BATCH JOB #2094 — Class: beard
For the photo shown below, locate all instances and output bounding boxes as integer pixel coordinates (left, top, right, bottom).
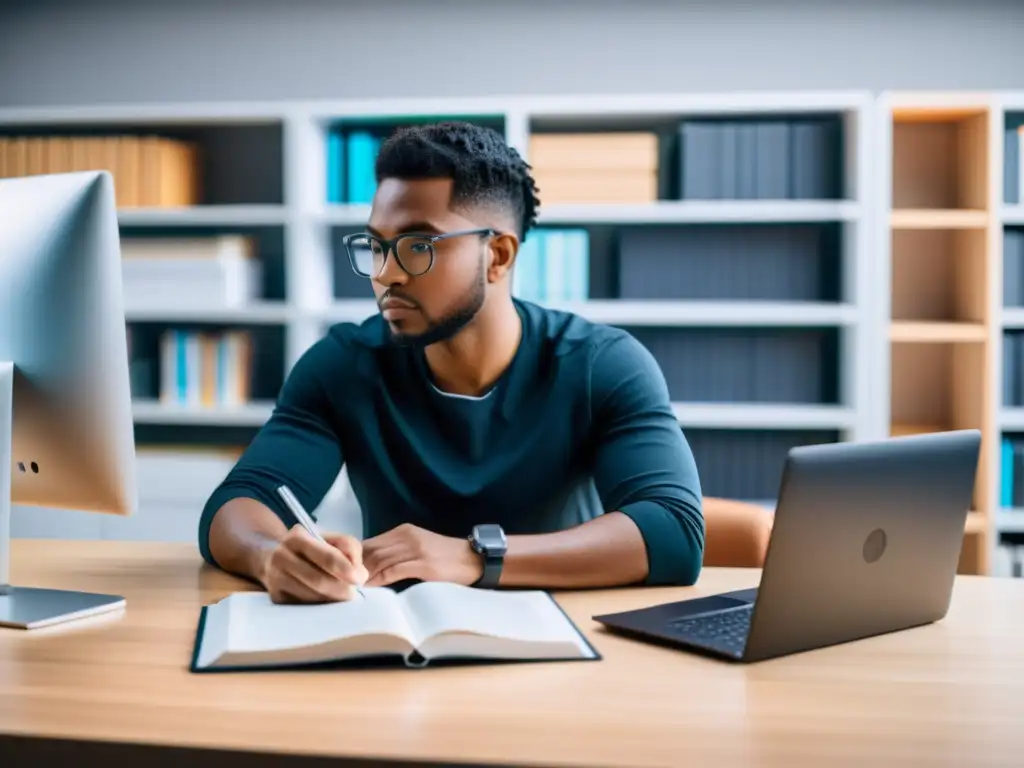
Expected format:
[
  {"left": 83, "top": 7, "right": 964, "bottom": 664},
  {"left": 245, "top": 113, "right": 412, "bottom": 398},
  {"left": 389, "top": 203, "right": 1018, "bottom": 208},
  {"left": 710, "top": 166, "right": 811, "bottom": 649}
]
[{"left": 384, "top": 257, "right": 486, "bottom": 349}]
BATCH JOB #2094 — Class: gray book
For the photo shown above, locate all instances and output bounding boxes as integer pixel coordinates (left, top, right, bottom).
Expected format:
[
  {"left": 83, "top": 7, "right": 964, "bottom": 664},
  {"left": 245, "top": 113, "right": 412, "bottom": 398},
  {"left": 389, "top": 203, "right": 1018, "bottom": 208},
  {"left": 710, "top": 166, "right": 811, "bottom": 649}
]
[
  {"left": 736, "top": 124, "right": 758, "bottom": 199},
  {"left": 755, "top": 122, "right": 791, "bottom": 200},
  {"left": 1005, "top": 332, "right": 1015, "bottom": 407},
  {"left": 1005, "top": 125, "right": 1021, "bottom": 206},
  {"left": 718, "top": 123, "right": 738, "bottom": 199},
  {"left": 1006, "top": 229, "right": 1023, "bottom": 307},
  {"left": 789, "top": 119, "right": 839, "bottom": 199},
  {"left": 680, "top": 122, "right": 720, "bottom": 199},
  {"left": 1017, "top": 333, "right": 1024, "bottom": 407}
]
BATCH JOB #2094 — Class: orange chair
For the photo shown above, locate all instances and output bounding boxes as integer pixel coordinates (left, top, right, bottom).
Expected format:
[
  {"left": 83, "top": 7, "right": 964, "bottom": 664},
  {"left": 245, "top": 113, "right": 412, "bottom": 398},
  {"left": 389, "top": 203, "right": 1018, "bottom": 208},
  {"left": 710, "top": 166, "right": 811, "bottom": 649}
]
[{"left": 702, "top": 497, "right": 775, "bottom": 568}]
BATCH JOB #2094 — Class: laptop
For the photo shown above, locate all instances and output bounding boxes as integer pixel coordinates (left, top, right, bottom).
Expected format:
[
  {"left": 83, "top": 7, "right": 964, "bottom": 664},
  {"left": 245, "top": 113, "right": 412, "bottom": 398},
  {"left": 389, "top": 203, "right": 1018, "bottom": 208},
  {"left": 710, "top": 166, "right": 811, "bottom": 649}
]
[{"left": 593, "top": 429, "right": 982, "bottom": 663}]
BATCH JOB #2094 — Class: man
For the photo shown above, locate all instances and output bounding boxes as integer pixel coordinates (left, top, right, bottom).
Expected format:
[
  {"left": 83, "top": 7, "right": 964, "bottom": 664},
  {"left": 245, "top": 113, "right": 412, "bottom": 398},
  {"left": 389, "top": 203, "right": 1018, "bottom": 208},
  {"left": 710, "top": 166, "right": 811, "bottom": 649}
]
[{"left": 199, "top": 121, "right": 704, "bottom": 603}]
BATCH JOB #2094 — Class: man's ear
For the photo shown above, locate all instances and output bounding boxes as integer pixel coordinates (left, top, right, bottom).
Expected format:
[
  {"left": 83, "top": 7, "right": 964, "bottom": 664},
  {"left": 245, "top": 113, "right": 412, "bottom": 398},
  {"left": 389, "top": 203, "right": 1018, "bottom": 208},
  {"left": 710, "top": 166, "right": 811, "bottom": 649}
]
[{"left": 486, "top": 232, "right": 519, "bottom": 284}]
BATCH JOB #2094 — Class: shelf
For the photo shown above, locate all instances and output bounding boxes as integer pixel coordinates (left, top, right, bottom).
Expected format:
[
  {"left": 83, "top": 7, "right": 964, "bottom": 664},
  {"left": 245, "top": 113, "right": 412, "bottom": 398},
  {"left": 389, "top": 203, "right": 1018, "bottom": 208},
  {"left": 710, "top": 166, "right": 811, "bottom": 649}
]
[
  {"left": 996, "top": 509, "right": 1024, "bottom": 534},
  {"left": 537, "top": 201, "right": 860, "bottom": 224},
  {"left": 891, "top": 109, "right": 989, "bottom": 212},
  {"left": 316, "top": 205, "right": 372, "bottom": 227},
  {"left": 892, "top": 105, "right": 989, "bottom": 122},
  {"left": 558, "top": 301, "right": 857, "bottom": 327},
  {"left": 1001, "top": 309, "right": 1024, "bottom": 329},
  {"left": 124, "top": 302, "right": 293, "bottom": 325},
  {"left": 118, "top": 205, "right": 289, "bottom": 227},
  {"left": 315, "top": 201, "right": 860, "bottom": 227},
  {"left": 890, "top": 342, "right": 985, "bottom": 453},
  {"left": 320, "top": 300, "right": 858, "bottom": 328},
  {"left": 890, "top": 228, "right": 987, "bottom": 325},
  {"left": 132, "top": 400, "right": 275, "bottom": 426},
  {"left": 965, "top": 511, "right": 986, "bottom": 534},
  {"left": 999, "top": 408, "right": 1024, "bottom": 430},
  {"left": 1000, "top": 206, "right": 1024, "bottom": 225},
  {"left": 890, "top": 209, "right": 989, "bottom": 229},
  {"left": 672, "top": 403, "right": 854, "bottom": 430},
  {"left": 889, "top": 322, "right": 987, "bottom": 343}
]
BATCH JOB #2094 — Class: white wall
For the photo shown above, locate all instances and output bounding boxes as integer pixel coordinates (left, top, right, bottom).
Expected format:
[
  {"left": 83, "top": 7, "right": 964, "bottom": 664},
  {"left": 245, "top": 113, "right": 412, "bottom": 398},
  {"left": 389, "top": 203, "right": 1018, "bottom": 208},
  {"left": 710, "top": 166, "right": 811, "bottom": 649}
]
[{"left": 1, "top": 0, "right": 1023, "bottom": 108}]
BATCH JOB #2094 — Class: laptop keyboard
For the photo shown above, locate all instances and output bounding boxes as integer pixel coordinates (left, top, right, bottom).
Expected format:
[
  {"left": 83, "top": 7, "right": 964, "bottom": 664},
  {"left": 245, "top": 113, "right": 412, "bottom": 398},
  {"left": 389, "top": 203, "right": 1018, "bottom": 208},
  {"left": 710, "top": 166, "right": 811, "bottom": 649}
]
[{"left": 666, "top": 605, "right": 752, "bottom": 656}]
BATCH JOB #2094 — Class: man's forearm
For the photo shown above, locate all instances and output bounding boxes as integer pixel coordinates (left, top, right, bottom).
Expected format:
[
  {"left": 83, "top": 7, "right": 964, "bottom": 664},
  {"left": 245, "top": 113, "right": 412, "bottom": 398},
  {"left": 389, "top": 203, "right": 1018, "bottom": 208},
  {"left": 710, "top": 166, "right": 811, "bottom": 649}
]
[
  {"left": 499, "top": 511, "right": 649, "bottom": 589},
  {"left": 206, "top": 498, "right": 290, "bottom": 585}
]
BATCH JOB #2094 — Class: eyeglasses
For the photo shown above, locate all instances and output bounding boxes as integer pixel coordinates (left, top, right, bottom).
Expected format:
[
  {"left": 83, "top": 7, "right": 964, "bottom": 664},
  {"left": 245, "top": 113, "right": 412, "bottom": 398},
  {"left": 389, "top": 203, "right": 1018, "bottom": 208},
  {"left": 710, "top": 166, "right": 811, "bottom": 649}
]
[{"left": 342, "top": 228, "right": 498, "bottom": 278}]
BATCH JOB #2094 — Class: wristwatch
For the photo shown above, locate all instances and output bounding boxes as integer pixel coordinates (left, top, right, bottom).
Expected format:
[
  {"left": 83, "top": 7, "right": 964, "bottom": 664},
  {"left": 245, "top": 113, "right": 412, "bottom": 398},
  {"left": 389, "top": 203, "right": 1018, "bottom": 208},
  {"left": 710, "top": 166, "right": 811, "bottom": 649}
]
[{"left": 468, "top": 523, "right": 507, "bottom": 589}]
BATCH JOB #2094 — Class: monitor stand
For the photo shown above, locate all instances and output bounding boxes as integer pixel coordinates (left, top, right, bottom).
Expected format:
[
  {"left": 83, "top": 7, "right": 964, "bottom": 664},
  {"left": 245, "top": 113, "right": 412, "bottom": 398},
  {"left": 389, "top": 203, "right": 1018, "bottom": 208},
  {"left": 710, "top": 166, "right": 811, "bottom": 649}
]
[{"left": 0, "top": 361, "right": 126, "bottom": 630}]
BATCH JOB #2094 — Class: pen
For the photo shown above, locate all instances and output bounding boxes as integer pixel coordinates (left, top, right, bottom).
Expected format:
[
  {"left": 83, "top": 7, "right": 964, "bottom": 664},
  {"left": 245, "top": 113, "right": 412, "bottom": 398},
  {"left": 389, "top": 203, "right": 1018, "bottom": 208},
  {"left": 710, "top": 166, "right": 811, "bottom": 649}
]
[{"left": 276, "top": 484, "right": 365, "bottom": 599}]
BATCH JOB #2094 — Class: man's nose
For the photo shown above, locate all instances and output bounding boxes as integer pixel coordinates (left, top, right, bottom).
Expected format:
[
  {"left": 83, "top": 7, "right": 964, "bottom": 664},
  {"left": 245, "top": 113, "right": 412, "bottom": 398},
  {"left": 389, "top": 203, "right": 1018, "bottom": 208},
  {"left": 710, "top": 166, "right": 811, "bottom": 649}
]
[{"left": 374, "top": 248, "right": 408, "bottom": 288}]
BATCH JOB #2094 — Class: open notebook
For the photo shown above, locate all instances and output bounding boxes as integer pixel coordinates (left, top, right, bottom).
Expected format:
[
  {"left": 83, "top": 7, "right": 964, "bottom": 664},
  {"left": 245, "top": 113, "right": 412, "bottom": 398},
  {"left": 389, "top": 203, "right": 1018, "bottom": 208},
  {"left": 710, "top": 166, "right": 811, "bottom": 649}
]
[{"left": 190, "top": 581, "right": 600, "bottom": 671}]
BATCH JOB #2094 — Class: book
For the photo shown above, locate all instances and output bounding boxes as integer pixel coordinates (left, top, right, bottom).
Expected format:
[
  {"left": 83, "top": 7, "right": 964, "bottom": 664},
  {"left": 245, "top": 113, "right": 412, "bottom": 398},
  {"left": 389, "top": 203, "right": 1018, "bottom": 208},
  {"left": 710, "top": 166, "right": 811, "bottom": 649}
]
[{"left": 190, "top": 581, "right": 601, "bottom": 672}]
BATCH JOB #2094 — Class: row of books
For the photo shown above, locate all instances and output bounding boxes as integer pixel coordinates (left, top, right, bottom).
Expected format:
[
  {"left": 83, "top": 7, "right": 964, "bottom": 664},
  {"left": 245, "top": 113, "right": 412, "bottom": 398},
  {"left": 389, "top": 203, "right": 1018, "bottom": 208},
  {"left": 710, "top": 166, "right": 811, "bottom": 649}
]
[
  {"left": 679, "top": 118, "right": 841, "bottom": 201},
  {"left": 322, "top": 117, "right": 842, "bottom": 205},
  {"left": 627, "top": 327, "right": 834, "bottom": 405},
  {"left": 1003, "top": 331, "right": 1024, "bottom": 407},
  {"left": 1000, "top": 436, "right": 1024, "bottom": 508},
  {"left": 617, "top": 223, "right": 837, "bottom": 302},
  {"left": 528, "top": 132, "right": 659, "bottom": 204},
  {"left": 0, "top": 134, "right": 200, "bottom": 207},
  {"left": 122, "top": 235, "right": 261, "bottom": 308},
  {"left": 158, "top": 329, "right": 254, "bottom": 408},
  {"left": 1005, "top": 124, "right": 1024, "bottom": 205},
  {"left": 1003, "top": 228, "right": 1024, "bottom": 306},
  {"left": 326, "top": 128, "right": 379, "bottom": 204},
  {"left": 687, "top": 428, "right": 834, "bottom": 501},
  {"left": 512, "top": 228, "right": 590, "bottom": 303}
]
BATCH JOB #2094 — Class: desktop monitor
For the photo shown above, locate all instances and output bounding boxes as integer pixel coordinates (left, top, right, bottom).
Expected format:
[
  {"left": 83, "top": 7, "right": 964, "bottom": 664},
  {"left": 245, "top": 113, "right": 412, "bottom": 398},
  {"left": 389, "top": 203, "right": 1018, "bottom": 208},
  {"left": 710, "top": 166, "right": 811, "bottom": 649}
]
[{"left": 0, "top": 170, "right": 138, "bottom": 630}]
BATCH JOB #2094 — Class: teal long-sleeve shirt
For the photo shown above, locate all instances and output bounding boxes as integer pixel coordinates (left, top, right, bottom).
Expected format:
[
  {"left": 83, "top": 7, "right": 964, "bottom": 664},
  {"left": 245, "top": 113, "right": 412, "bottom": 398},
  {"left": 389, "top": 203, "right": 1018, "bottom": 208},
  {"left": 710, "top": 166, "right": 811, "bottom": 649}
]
[{"left": 198, "top": 299, "right": 705, "bottom": 586}]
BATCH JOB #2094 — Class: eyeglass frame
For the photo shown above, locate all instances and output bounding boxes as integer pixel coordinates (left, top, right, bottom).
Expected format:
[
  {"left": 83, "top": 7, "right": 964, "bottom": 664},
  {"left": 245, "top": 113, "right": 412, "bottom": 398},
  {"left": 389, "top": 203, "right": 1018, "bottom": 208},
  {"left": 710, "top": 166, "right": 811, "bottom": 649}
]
[{"left": 341, "top": 227, "right": 499, "bottom": 278}]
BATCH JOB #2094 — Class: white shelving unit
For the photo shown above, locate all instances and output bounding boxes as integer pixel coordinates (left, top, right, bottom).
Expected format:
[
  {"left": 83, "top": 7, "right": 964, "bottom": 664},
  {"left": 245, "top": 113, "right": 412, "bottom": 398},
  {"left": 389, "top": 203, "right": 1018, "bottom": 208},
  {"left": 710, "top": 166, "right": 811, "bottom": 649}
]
[
  {"left": 0, "top": 91, "right": 876, "bottom": 538},
  {"left": 310, "top": 91, "right": 875, "bottom": 441},
  {"left": 996, "top": 91, "right": 1024, "bottom": 570},
  {"left": 0, "top": 90, "right": 877, "bottom": 436}
]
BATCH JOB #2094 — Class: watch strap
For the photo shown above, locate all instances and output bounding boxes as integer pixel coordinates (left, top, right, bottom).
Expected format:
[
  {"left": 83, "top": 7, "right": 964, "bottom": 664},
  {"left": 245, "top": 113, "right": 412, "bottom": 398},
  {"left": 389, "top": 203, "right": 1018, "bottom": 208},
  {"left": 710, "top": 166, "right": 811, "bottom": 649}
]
[
  {"left": 475, "top": 552, "right": 503, "bottom": 589},
  {"left": 469, "top": 528, "right": 504, "bottom": 589}
]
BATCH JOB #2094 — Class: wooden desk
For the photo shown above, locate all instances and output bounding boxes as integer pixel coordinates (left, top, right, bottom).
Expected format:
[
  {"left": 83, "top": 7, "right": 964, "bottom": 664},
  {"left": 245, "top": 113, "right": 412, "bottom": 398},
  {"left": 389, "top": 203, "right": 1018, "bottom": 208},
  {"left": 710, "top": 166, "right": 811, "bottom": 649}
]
[{"left": 1, "top": 540, "right": 1023, "bottom": 767}]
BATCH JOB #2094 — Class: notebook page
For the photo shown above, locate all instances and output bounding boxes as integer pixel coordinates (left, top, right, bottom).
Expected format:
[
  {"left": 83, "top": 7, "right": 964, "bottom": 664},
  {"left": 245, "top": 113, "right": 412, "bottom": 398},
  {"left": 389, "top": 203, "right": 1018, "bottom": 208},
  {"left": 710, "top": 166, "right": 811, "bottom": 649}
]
[
  {"left": 400, "top": 582, "right": 585, "bottom": 648},
  {"left": 224, "top": 588, "right": 412, "bottom": 654}
]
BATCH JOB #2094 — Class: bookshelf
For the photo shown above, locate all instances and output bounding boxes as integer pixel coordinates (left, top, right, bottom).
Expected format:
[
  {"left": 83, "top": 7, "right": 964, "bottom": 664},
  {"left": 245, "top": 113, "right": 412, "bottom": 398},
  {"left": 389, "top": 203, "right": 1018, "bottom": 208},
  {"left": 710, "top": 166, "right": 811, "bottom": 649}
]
[
  {"left": 0, "top": 92, "right": 874, "bottom": 539},
  {"left": 875, "top": 92, "right": 999, "bottom": 575},
  {"left": 995, "top": 91, "right": 1024, "bottom": 578}
]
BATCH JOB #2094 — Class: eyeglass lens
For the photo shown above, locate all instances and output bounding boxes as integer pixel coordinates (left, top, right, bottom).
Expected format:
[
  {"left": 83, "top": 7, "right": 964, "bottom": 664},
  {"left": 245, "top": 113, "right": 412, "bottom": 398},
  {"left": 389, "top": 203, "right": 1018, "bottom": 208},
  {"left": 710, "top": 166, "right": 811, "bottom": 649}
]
[{"left": 348, "top": 234, "right": 434, "bottom": 277}]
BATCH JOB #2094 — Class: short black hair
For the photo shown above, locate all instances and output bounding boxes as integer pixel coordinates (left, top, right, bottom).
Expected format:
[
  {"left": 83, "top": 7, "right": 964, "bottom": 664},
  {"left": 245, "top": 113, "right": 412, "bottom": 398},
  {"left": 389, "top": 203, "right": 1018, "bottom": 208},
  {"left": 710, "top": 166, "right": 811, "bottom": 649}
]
[{"left": 374, "top": 121, "right": 540, "bottom": 240}]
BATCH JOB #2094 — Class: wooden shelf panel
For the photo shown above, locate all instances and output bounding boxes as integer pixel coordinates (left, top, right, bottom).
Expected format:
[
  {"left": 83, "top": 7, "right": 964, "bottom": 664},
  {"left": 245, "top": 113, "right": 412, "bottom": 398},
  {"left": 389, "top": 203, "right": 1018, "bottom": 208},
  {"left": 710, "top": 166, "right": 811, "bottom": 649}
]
[
  {"left": 965, "top": 511, "right": 986, "bottom": 535},
  {"left": 892, "top": 104, "right": 988, "bottom": 123},
  {"left": 890, "top": 209, "right": 989, "bottom": 229},
  {"left": 889, "top": 322, "right": 987, "bottom": 343}
]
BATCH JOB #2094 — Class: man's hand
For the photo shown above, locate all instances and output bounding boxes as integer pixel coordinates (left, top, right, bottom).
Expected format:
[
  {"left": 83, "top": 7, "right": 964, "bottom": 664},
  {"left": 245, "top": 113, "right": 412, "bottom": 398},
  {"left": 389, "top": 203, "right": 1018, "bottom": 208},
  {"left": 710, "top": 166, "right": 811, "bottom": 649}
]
[
  {"left": 362, "top": 523, "right": 483, "bottom": 587},
  {"left": 259, "top": 525, "right": 369, "bottom": 604}
]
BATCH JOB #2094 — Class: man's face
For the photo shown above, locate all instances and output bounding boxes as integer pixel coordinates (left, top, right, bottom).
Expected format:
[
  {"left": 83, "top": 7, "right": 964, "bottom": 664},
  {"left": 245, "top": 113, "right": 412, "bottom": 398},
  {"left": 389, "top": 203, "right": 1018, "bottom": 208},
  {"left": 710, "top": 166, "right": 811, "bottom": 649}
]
[{"left": 365, "top": 177, "right": 489, "bottom": 347}]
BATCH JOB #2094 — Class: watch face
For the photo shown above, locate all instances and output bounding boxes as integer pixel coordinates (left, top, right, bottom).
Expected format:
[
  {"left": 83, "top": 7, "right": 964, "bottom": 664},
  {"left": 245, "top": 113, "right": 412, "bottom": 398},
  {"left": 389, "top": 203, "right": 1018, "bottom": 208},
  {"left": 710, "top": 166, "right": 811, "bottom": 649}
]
[{"left": 475, "top": 524, "right": 507, "bottom": 555}]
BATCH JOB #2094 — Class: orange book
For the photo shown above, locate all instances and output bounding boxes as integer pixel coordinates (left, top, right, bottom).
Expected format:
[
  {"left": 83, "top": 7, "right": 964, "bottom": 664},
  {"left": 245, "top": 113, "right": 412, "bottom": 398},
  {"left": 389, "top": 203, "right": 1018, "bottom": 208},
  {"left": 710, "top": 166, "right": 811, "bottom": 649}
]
[
  {"left": 116, "top": 136, "right": 141, "bottom": 207},
  {"left": 47, "top": 137, "right": 72, "bottom": 175},
  {"left": 200, "top": 334, "right": 218, "bottom": 408}
]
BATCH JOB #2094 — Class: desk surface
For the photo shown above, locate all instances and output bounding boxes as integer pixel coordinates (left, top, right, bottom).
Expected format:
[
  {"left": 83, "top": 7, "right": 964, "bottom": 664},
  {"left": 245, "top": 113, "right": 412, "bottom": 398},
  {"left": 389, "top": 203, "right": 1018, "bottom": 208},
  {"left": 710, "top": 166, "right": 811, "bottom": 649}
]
[{"left": 2, "top": 540, "right": 1023, "bottom": 767}]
